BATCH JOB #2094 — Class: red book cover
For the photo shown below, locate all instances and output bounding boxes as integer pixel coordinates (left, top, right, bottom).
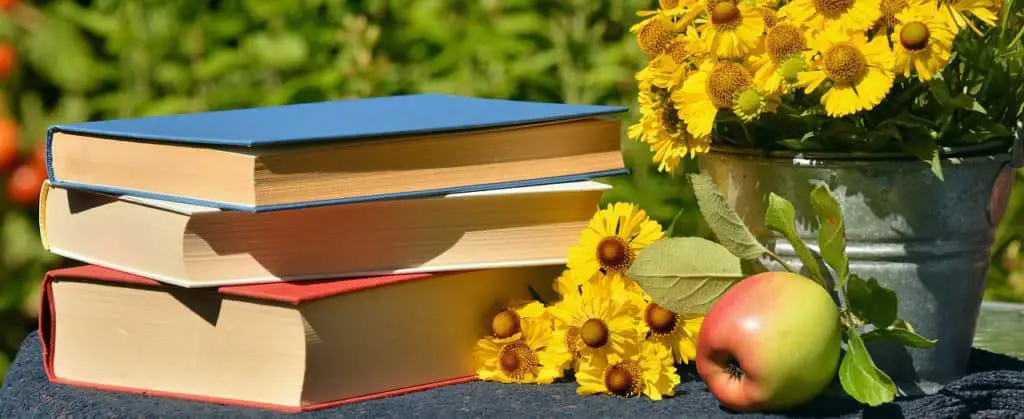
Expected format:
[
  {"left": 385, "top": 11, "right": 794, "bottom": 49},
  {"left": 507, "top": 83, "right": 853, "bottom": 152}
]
[{"left": 38, "top": 264, "right": 489, "bottom": 412}]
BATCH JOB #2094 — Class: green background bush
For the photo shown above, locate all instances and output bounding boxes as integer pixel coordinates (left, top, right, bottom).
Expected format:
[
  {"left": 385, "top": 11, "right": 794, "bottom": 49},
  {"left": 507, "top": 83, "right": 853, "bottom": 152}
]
[{"left": 0, "top": 0, "right": 1021, "bottom": 379}]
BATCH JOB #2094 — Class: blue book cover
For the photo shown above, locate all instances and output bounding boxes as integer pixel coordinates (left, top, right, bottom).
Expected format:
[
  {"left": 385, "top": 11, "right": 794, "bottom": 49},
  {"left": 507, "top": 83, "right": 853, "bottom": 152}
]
[
  {"left": 46, "top": 93, "right": 626, "bottom": 147},
  {"left": 45, "top": 94, "right": 629, "bottom": 212}
]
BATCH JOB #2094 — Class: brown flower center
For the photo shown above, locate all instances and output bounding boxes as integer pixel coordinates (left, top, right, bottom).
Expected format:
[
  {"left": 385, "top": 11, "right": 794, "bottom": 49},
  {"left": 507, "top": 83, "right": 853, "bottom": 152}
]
[
  {"left": 645, "top": 303, "right": 679, "bottom": 336},
  {"left": 566, "top": 326, "right": 583, "bottom": 359},
  {"left": 661, "top": 101, "right": 685, "bottom": 135},
  {"left": 760, "top": 6, "right": 778, "bottom": 29},
  {"left": 605, "top": 361, "right": 645, "bottom": 397},
  {"left": 638, "top": 17, "right": 675, "bottom": 58},
  {"left": 900, "top": 21, "right": 931, "bottom": 51},
  {"left": 706, "top": 61, "right": 753, "bottom": 108},
  {"left": 812, "top": 0, "right": 854, "bottom": 18},
  {"left": 710, "top": 1, "right": 741, "bottom": 26},
  {"left": 880, "top": 0, "right": 908, "bottom": 26},
  {"left": 704, "top": 0, "right": 734, "bottom": 14},
  {"left": 665, "top": 39, "right": 690, "bottom": 64},
  {"left": 499, "top": 349, "right": 520, "bottom": 372},
  {"left": 498, "top": 341, "right": 539, "bottom": 380},
  {"left": 765, "top": 23, "right": 806, "bottom": 61},
  {"left": 823, "top": 42, "right": 868, "bottom": 86},
  {"left": 491, "top": 309, "right": 521, "bottom": 339},
  {"left": 580, "top": 318, "right": 610, "bottom": 348},
  {"left": 596, "top": 236, "right": 633, "bottom": 272}
]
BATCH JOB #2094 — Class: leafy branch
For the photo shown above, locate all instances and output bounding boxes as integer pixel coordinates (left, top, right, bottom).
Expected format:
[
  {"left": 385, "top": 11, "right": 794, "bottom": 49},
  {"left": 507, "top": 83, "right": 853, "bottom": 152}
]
[{"left": 684, "top": 173, "right": 937, "bottom": 406}]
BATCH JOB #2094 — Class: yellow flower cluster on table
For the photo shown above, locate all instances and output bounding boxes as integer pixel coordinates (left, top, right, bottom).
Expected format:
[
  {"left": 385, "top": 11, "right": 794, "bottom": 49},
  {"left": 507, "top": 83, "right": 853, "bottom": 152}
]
[
  {"left": 626, "top": 0, "right": 1000, "bottom": 174},
  {"left": 474, "top": 202, "right": 705, "bottom": 400}
]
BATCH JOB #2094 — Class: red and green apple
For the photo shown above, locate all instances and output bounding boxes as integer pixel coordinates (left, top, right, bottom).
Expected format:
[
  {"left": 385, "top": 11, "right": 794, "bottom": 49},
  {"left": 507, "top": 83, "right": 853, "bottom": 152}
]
[{"left": 696, "top": 271, "right": 842, "bottom": 412}]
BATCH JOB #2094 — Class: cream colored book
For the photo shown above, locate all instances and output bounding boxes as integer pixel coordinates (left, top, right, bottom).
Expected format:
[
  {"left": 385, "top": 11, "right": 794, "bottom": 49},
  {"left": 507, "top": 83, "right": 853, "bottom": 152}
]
[{"left": 39, "top": 180, "right": 609, "bottom": 288}]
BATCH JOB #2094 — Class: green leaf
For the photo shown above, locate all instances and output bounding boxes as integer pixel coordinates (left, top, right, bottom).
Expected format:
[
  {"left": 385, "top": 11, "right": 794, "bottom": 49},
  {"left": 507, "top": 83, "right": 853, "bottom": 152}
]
[
  {"left": 764, "top": 193, "right": 825, "bottom": 284},
  {"left": 810, "top": 185, "right": 849, "bottom": 286},
  {"left": 688, "top": 173, "right": 768, "bottom": 260},
  {"left": 627, "top": 237, "right": 745, "bottom": 314},
  {"left": 840, "top": 329, "right": 897, "bottom": 406},
  {"left": 928, "top": 79, "right": 954, "bottom": 105},
  {"left": 861, "top": 328, "right": 937, "bottom": 349},
  {"left": 901, "top": 133, "right": 944, "bottom": 181},
  {"left": 846, "top": 274, "right": 898, "bottom": 328}
]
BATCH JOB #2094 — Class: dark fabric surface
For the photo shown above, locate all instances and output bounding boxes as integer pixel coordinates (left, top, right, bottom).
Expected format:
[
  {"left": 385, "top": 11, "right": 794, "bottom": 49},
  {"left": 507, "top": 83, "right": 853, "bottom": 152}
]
[{"left": 2, "top": 331, "right": 1023, "bottom": 418}]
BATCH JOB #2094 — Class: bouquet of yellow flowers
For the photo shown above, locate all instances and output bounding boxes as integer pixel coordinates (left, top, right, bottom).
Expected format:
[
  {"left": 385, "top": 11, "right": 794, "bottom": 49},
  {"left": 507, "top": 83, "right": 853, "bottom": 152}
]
[
  {"left": 627, "top": 0, "right": 1017, "bottom": 176},
  {"left": 473, "top": 202, "right": 701, "bottom": 400}
]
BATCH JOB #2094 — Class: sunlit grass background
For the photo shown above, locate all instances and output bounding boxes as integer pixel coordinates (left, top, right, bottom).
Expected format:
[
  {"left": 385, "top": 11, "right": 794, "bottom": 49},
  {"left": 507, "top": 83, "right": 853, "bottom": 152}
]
[{"left": 0, "top": 0, "right": 1021, "bottom": 379}]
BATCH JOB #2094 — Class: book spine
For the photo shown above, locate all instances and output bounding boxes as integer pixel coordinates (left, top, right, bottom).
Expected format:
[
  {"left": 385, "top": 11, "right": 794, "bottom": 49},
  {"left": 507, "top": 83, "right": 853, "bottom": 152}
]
[
  {"left": 44, "top": 126, "right": 57, "bottom": 182},
  {"left": 37, "top": 269, "right": 57, "bottom": 383}
]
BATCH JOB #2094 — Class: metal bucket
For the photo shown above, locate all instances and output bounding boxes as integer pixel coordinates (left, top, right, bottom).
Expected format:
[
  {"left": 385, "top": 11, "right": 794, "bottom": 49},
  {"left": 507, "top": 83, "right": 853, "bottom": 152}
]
[{"left": 697, "top": 140, "right": 1017, "bottom": 395}]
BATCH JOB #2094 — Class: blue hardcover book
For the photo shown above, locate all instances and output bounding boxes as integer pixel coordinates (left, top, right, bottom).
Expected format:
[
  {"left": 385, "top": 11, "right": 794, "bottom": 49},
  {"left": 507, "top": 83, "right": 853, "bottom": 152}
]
[{"left": 45, "top": 94, "right": 628, "bottom": 212}]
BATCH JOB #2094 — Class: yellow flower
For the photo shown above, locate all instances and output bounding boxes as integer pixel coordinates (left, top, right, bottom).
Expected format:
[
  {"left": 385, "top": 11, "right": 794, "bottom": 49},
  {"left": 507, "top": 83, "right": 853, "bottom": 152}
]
[
  {"left": 488, "top": 300, "right": 550, "bottom": 344},
  {"left": 548, "top": 273, "right": 646, "bottom": 366},
  {"left": 646, "top": 122, "right": 712, "bottom": 173},
  {"left": 553, "top": 269, "right": 582, "bottom": 301},
  {"left": 892, "top": 3, "right": 955, "bottom": 80},
  {"left": 627, "top": 83, "right": 712, "bottom": 174},
  {"left": 752, "top": 22, "right": 810, "bottom": 95},
  {"left": 798, "top": 29, "right": 895, "bottom": 117},
  {"left": 566, "top": 202, "right": 665, "bottom": 286},
  {"left": 638, "top": 0, "right": 707, "bottom": 30},
  {"left": 674, "top": 60, "right": 757, "bottom": 137},
  {"left": 641, "top": 303, "right": 705, "bottom": 364},
  {"left": 588, "top": 271, "right": 650, "bottom": 304},
  {"left": 631, "top": 14, "right": 680, "bottom": 58},
  {"left": 537, "top": 325, "right": 580, "bottom": 378},
  {"left": 475, "top": 311, "right": 557, "bottom": 384},
  {"left": 575, "top": 340, "right": 681, "bottom": 400},
  {"left": 940, "top": 0, "right": 1000, "bottom": 33},
  {"left": 780, "top": 0, "right": 881, "bottom": 33},
  {"left": 638, "top": 27, "right": 704, "bottom": 90},
  {"left": 698, "top": 1, "right": 765, "bottom": 58}
]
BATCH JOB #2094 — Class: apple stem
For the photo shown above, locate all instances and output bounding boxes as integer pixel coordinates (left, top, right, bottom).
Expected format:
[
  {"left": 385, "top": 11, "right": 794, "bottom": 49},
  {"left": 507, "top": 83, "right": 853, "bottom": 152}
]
[{"left": 764, "top": 250, "right": 798, "bottom": 274}]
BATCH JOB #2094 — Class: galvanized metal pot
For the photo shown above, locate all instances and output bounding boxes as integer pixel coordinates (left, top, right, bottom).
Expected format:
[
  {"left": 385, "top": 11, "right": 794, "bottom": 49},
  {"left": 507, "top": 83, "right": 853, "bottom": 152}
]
[{"left": 697, "top": 140, "right": 1017, "bottom": 395}]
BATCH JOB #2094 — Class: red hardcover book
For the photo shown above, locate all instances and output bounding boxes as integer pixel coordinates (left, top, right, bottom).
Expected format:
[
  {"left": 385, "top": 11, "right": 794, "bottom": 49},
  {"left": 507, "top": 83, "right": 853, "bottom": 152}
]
[{"left": 38, "top": 264, "right": 559, "bottom": 412}]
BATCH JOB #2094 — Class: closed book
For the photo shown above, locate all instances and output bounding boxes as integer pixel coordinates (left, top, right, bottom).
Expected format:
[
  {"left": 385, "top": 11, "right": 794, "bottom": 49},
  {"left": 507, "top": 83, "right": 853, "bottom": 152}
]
[
  {"left": 40, "top": 179, "right": 606, "bottom": 288},
  {"left": 45, "top": 94, "right": 628, "bottom": 212},
  {"left": 38, "top": 264, "right": 560, "bottom": 412}
]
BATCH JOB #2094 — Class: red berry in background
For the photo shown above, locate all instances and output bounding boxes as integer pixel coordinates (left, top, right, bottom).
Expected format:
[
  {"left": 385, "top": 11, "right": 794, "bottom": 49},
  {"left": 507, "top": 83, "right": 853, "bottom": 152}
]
[
  {"left": 0, "top": 43, "right": 16, "bottom": 80},
  {"left": 0, "top": 118, "right": 17, "bottom": 171},
  {"left": 31, "top": 140, "right": 46, "bottom": 169},
  {"left": 6, "top": 161, "right": 46, "bottom": 206},
  {"left": 0, "top": 0, "right": 17, "bottom": 12}
]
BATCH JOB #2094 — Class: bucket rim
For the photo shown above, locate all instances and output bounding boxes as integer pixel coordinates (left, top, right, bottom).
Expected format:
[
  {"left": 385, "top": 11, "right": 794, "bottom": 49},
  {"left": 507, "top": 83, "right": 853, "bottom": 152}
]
[{"left": 705, "top": 139, "right": 1013, "bottom": 163}]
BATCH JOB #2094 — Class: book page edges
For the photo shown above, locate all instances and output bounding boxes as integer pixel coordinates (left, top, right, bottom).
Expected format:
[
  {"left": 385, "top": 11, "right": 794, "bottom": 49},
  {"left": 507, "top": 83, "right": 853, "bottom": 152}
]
[{"left": 39, "top": 180, "right": 51, "bottom": 249}]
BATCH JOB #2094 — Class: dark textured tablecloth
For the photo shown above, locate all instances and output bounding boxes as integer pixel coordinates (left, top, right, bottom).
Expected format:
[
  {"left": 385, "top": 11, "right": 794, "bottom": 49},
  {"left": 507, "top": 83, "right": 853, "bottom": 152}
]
[{"left": 2, "top": 331, "right": 1023, "bottom": 418}]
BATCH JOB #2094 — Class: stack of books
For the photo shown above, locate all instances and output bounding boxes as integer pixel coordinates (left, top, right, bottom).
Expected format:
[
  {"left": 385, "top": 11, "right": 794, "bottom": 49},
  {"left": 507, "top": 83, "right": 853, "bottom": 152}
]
[{"left": 34, "top": 93, "right": 628, "bottom": 412}]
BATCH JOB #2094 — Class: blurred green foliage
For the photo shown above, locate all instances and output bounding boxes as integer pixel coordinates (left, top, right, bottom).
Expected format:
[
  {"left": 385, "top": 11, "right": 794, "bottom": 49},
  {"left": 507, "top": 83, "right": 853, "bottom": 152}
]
[{"left": 0, "top": 0, "right": 1021, "bottom": 383}]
